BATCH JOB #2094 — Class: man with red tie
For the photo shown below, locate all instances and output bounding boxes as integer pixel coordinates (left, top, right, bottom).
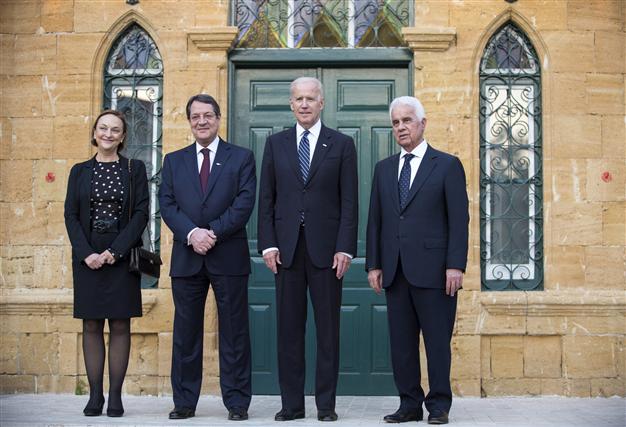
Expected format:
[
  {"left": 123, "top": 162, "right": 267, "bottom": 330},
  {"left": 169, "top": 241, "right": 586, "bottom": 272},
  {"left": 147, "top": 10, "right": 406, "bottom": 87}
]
[{"left": 159, "top": 94, "right": 256, "bottom": 421}]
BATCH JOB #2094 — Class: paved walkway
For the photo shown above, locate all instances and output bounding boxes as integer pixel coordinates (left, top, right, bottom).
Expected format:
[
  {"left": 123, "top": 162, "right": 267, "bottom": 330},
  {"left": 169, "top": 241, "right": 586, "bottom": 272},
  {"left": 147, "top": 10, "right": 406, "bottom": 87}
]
[{"left": 0, "top": 394, "right": 624, "bottom": 426}]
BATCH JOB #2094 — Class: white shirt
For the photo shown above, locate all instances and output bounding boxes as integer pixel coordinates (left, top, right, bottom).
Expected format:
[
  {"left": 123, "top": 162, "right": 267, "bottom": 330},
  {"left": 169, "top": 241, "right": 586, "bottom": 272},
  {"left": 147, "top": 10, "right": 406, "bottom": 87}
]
[
  {"left": 262, "top": 120, "right": 352, "bottom": 259},
  {"left": 398, "top": 140, "right": 428, "bottom": 188},
  {"left": 195, "top": 137, "right": 219, "bottom": 172},
  {"left": 187, "top": 137, "right": 220, "bottom": 244},
  {"left": 296, "top": 120, "right": 321, "bottom": 164}
]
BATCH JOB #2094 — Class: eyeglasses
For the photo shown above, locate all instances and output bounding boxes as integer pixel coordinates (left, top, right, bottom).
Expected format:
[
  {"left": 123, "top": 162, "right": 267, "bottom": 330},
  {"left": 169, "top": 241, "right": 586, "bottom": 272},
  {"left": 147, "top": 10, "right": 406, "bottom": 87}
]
[{"left": 190, "top": 113, "right": 218, "bottom": 123}]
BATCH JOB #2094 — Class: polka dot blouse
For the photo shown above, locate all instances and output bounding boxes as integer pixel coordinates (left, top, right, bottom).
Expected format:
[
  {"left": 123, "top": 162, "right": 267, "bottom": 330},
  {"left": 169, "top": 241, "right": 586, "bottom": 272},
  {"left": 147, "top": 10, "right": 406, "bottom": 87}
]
[{"left": 90, "top": 160, "right": 124, "bottom": 221}]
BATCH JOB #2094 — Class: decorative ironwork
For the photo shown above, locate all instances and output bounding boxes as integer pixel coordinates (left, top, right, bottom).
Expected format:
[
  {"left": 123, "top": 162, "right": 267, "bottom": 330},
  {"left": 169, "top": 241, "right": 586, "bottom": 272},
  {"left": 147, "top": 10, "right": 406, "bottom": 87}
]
[
  {"left": 479, "top": 23, "right": 543, "bottom": 291},
  {"left": 234, "top": 0, "right": 410, "bottom": 48},
  {"left": 104, "top": 24, "right": 163, "bottom": 288}
]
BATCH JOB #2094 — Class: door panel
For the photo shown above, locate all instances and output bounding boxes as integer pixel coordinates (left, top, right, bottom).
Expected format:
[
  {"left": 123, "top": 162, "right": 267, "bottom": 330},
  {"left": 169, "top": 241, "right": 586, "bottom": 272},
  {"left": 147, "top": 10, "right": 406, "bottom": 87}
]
[{"left": 233, "top": 66, "right": 408, "bottom": 395}]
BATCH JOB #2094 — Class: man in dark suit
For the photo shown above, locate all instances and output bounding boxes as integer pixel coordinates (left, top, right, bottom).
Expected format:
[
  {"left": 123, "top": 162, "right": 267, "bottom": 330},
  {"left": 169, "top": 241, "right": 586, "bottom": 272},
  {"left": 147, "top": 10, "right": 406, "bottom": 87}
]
[
  {"left": 258, "top": 77, "right": 358, "bottom": 422},
  {"left": 366, "top": 96, "right": 469, "bottom": 425},
  {"left": 159, "top": 94, "right": 256, "bottom": 421}
]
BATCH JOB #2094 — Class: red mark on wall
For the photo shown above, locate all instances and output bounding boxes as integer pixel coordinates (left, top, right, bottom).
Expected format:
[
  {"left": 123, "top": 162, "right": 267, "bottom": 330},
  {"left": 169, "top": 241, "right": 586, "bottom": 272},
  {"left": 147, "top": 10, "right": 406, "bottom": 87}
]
[
  {"left": 601, "top": 171, "right": 612, "bottom": 183},
  {"left": 45, "top": 172, "right": 55, "bottom": 183}
]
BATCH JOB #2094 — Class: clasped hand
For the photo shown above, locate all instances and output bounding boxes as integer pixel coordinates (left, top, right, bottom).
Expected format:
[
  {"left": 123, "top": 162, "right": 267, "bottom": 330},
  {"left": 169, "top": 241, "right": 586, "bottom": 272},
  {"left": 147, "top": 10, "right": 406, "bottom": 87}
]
[
  {"left": 84, "top": 249, "right": 116, "bottom": 270},
  {"left": 189, "top": 228, "right": 217, "bottom": 255}
]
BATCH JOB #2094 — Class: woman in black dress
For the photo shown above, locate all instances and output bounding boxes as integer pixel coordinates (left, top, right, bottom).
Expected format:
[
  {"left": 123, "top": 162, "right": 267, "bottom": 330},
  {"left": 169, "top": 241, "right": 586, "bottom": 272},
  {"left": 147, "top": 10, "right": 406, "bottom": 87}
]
[{"left": 64, "top": 110, "right": 149, "bottom": 417}]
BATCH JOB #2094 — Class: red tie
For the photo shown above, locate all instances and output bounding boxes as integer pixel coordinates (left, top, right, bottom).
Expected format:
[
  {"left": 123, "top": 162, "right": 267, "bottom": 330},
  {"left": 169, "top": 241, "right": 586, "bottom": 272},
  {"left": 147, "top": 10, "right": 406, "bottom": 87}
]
[{"left": 200, "top": 148, "right": 210, "bottom": 193}]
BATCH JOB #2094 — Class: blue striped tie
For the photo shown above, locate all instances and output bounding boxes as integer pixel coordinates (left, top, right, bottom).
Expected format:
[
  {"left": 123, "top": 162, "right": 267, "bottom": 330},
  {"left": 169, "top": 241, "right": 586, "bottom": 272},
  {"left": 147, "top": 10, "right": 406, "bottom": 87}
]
[
  {"left": 298, "top": 130, "right": 310, "bottom": 223},
  {"left": 298, "top": 130, "right": 310, "bottom": 182},
  {"left": 399, "top": 153, "right": 415, "bottom": 209}
]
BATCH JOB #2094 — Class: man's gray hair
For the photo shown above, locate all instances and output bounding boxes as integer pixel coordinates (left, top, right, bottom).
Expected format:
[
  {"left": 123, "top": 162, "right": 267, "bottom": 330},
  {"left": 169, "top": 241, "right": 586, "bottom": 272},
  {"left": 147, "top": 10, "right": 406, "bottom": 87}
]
[
  {"left": 290, "top": 77, "right": 324, "bottom": 99},
  {"left": 389, "top": 96, "right": 426, "bottom": 121}
]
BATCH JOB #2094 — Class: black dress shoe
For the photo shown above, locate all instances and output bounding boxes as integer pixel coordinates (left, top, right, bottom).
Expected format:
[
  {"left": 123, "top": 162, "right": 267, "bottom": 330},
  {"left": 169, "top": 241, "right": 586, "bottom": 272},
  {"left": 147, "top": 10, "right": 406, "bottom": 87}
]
[
  {"left": 107, "top": 407, "right": 124, "bottom": 417},
  {"left": 169, "top": 407, "right": 195, "bottom": 419},
  {"left": 383, "top": 408, "right": 424, "bottom": 423},
  {"left": 83, "top": 397, "right": 104, "bottom": 416},
  {"left": 228, "top": 407, "right": 249, "bottom": 421},
  {"left": 428, "top": 411, "right": 449, "bottom": 424},
  {"left": 274, "top": 408, "right": 305, "bottom": 421},
  {"left": 318, "top": 410, "right": 338, "bottom": 421}
]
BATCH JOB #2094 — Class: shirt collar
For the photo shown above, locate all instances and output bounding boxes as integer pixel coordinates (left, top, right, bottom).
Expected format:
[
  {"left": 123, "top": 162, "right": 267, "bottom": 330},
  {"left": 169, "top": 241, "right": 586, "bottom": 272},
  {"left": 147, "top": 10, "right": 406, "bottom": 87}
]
[
  {"left": 400, "top": 140, "right": 428, "bottom": 158},
  {"left": 296, "top": 119, "right": 322, "bottom": 140},
  {"left": 196, "top": 136, "right": 220, "bottom": 154}
]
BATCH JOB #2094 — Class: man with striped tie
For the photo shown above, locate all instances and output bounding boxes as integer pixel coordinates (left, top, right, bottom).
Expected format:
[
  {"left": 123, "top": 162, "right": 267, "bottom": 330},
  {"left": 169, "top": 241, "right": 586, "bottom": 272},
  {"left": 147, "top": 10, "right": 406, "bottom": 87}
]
[
  {"left": 366, "top": 96, "right": 469, "bottom": 424},
  {"left": 258, "top": 77, "right": 358, "bottom": 422}
]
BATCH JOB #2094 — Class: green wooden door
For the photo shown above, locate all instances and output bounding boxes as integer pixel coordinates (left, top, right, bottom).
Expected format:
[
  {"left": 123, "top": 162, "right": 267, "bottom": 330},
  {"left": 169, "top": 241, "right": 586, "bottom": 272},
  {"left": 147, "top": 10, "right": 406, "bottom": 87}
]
[{"left": 233, "top": 65, "right": 408, "bottom": 395}]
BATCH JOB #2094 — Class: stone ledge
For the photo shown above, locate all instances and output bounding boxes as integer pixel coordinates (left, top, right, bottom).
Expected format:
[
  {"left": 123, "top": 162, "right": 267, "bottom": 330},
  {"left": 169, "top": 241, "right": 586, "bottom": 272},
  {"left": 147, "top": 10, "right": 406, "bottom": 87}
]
[
  {"left": 481, "top": 291, "right": 626, "bottom": 317},
  {"left": 0, "top": 289, "right": 157, "bottom": 316},
  {"left": 401, "top": 26, "right": 456, "bottom": 52},
  {"left": 188, "top": 26, "right": 238, "bottom": 51}
]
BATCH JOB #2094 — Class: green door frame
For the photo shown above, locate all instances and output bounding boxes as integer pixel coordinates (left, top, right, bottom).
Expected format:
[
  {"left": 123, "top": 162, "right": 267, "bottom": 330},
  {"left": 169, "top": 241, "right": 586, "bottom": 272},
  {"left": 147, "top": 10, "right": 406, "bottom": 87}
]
[
  {"left": 228, "top": 47, "right": 414, "bottom": 148},
  {"left": 227, "top": 48, "right": 414, "bottom": 395},
  {"left": 227, "top": 47, "right": 414, "bottom": 244}
]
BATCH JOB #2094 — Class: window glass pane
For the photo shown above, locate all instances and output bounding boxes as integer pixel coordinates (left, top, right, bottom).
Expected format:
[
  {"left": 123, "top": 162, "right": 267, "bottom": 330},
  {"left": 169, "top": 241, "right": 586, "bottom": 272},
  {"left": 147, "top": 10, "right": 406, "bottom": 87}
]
[
  {"left": 480, "top": 24, "right": 537, "bottom": 74},
  {"left": 480, "top": 23, "right": 542, "bottom": 291},
  {"left": 107, "top": 27, "right": 163, "bottom": 75},
  {"left": 234, "top": 0, "right": 410, "bottom": 48},
  {"left": 104, "top": 25, "right": 163, "bottom": 288}
]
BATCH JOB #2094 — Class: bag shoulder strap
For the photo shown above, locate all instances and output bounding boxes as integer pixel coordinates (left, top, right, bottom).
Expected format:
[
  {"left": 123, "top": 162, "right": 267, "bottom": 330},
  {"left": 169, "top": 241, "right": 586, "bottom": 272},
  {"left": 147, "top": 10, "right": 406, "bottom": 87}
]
[{"left": 127, "top": 157, "right": 133, "bottom": 222}]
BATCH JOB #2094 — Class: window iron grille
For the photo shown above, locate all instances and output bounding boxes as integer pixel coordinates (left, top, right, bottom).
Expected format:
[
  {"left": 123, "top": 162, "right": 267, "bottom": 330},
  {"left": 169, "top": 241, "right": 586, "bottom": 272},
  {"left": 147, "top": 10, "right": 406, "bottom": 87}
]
[
  {"left": 479, "top": 23, "right": 543, "bottom": 291},
  {"left": 104, "top": 24, "right": 163, "bottom": 288},
  {"left": 234, "top": 0, "right": 410, "bottom": 48}
]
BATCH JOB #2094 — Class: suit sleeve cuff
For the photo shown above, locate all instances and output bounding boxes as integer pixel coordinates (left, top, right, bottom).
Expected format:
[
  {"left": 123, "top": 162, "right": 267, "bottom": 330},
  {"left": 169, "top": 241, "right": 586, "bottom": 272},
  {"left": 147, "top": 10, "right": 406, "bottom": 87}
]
[
  {"left": 262, "top": 247, "right": 279, "bottom": 255},
  {"left": 187, "top": 227, "right": 199, "bottom": 245}
]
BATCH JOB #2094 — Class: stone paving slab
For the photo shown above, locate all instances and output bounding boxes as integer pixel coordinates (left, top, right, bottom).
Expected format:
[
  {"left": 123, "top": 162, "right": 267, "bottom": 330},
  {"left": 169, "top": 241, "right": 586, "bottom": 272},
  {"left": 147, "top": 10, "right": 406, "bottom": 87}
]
[{"left": 0, "top": 394, "right": 624, "bottom": 427}]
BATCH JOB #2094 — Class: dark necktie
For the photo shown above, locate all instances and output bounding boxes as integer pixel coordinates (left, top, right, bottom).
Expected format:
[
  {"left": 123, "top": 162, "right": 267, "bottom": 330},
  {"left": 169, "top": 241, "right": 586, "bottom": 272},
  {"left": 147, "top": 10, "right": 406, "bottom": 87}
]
[
  {"left": 298, "top": 130, "right": 310, "bottom": 182},
  {"left": 399, "top": 153, "right": 415, "bottom": 209},
  {"left": 298, "top": 130, "right": 310, "bottom": 223},
  {"left": 199, "top": 148, "right": 210, "bottom": 193}
]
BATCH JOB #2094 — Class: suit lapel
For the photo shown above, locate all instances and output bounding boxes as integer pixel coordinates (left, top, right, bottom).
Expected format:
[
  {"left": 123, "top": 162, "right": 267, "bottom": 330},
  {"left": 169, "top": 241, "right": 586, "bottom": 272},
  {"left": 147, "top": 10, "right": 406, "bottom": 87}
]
[
  {"left": 402, "top": 145, "right": 438, "bottom": 212},
  {"left": 118, "top": 155, "right": 130, "bottom": 218},
  {"left": 282, "top": 126, "right": 303, "bottom": 185},
  {"left": 203, "top": 139, "right": 232, "bottom": 199},
  {"left": 80, "top": 158, "right": 95, "bottom": 227},
  {"left": 388, "top": 153, "right": 401, "bottom": 213},
  {"left": 306, "top": 124, "right": 332, "bottom": 185},
  {"left": 183, "top": 143, "right": 204, "bottom": 199}
]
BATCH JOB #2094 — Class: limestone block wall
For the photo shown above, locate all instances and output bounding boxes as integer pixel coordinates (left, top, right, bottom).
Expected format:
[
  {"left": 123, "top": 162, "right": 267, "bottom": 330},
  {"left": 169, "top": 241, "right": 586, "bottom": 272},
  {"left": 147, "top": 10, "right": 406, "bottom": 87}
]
[
  {"left": 416, "top": 0, "right": 625, "bottom": 397},
  {"left": 0, "top": 0, "right": 232, "bottom": 396},
  {"left": 0, "top": 0, "right": 624, "bottom": 397}
]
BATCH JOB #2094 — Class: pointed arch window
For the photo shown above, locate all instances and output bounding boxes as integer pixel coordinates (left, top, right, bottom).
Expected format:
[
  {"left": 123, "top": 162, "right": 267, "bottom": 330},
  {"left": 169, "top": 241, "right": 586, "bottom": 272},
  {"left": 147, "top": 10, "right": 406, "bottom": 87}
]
[
  {"left": 234, "top": 0, "right": 410, "bottom": 48},
  {"left": 103, "top": 24, "right": 163, "bottom": 288},
  {"left": 479, "top": 23, "right": 543, "bottom": 291}
]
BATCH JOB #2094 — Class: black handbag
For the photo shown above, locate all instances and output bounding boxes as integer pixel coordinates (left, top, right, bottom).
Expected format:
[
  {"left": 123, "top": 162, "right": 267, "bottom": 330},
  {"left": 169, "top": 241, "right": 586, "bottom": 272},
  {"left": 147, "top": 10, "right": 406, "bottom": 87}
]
[
  {"left": 127, "top": 158, "right": 162, "bottom": 278},
  {"left": 129, "top": 246, "right": 162, "bottom": 278}
]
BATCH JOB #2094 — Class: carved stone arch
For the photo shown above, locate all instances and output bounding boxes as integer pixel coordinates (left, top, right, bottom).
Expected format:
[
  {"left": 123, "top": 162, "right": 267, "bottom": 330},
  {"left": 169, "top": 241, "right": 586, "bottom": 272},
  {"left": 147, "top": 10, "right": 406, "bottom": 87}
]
[
  {"left": 468, "top": 8, "right": 552, "bottom": 195},
  {"left": 472, "top": 9, "right": 549, "bottom": 75},
  {"left": 475, "top": 10, "right": 545, "bottom": 291},
  {"left": 90, "top": 11, "right": 164, "bottom": 119}
]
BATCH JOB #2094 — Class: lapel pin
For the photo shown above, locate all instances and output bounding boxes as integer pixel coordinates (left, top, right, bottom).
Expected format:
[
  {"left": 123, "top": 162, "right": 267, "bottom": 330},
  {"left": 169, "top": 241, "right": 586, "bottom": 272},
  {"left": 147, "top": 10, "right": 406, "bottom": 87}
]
[
  {"left": 216, "top": 162, "right": 222, "bottom": 166},
  {"left": 322, "top": 144, "right": 327, "bottom": 147}
]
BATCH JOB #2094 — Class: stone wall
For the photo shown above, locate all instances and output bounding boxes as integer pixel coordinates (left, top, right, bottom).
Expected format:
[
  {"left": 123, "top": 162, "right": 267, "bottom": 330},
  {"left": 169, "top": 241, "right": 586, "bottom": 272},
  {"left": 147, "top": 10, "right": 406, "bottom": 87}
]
[{"left": 1, "top": 0, "right": 624, "bottom": 397}]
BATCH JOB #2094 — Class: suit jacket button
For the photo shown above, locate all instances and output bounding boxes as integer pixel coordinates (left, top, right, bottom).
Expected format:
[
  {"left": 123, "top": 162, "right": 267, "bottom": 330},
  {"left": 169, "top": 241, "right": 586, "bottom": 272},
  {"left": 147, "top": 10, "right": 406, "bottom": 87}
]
[{"left": 400, "top": 215, "right": 404, "bottom": 220}]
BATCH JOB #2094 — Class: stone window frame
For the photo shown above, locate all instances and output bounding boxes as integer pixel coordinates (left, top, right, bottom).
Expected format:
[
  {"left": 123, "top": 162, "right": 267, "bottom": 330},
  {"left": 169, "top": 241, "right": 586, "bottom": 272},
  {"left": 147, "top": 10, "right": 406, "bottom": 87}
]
[
  {"left": 102, "top": 22, "right": 164, "bottom": 289},
  {"left": 479, "top": 22, "right": 544, "bottom": 291}
]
